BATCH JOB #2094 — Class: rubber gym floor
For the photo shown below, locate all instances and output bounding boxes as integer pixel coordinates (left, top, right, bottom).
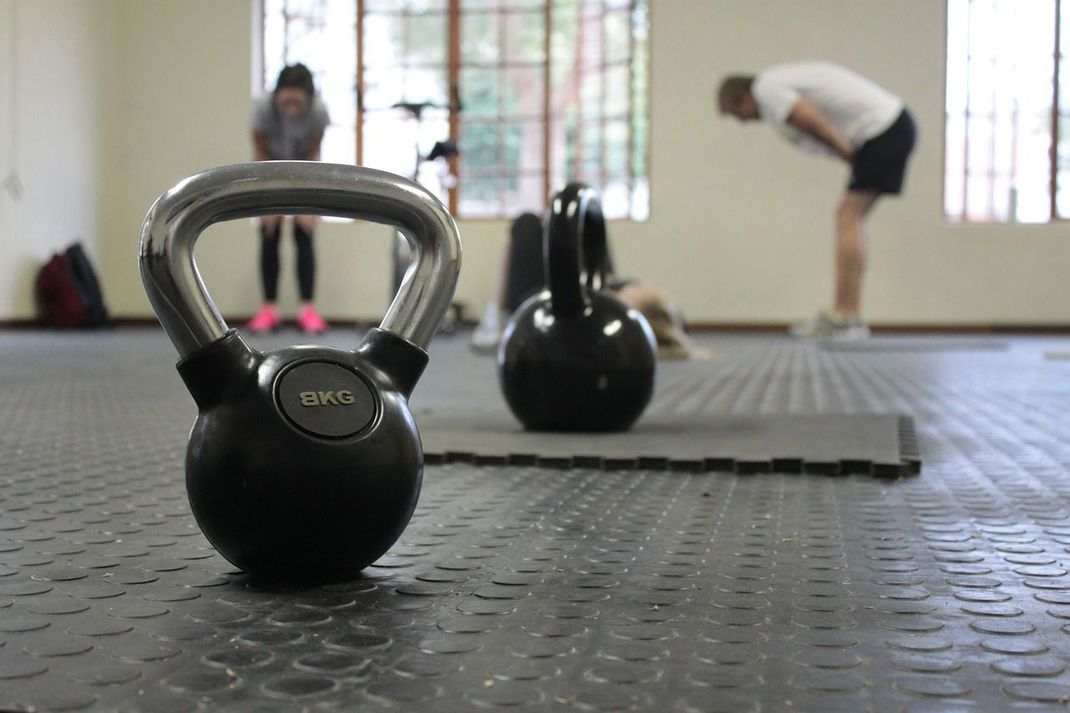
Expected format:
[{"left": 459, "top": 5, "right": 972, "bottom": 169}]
[{"left": 2, "top": 328, "right": 1070, "bottom": 712}]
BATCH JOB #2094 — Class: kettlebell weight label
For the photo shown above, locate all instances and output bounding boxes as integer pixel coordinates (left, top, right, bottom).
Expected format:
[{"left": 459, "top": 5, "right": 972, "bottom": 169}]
[
  {"left": 298, "top": 390, "right": 357, "bottom": 407},
  {"left": 277, "top": 361, "right": 377, "bottom": 438}
]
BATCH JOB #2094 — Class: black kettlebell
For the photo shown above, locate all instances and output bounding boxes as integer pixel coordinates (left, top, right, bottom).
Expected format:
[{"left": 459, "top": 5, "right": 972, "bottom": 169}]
[
  {"left": 139, "top": 162, "right": 461, "bottom": 581},
  {"left": 498, "top": 183, "right": 656, "bottom": 431}
]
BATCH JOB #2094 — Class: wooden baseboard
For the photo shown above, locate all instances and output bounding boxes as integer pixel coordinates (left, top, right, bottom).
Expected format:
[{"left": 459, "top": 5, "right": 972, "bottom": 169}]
[
  {"left": 3, "top": 317, "right": 1069, "bottom": 335},
  {"left": 683, "top": 321, "right": 1070, "bottom": 335},
  {"left": 0, "top": 316, "right": 385, "bottom": 330}
]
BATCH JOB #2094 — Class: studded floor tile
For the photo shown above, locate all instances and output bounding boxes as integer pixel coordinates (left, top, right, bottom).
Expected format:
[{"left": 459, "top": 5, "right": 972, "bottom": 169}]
[{"left": 1, "top": 329, "right": 1070, "bottom": 711}]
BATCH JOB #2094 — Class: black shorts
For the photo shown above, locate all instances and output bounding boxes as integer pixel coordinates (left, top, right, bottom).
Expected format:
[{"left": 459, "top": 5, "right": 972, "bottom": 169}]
[{"left": 849, "top": 109, "right": 916, "bottom": 195}]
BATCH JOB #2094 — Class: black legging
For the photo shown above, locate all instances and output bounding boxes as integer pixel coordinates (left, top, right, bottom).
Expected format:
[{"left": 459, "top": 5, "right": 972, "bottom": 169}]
[
  {"left": 503, "top": 212, "right": 617, "bottom": 313},
  {"left": 503, "top": 213, "right": 544, "bottom": 313},
  {"left": 260, "top": 222, "right": 315, "bottom": 302}
]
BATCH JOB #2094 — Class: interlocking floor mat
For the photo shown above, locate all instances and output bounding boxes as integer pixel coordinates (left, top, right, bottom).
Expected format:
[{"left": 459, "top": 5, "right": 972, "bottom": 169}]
[
  {"left": 821, "top": 337, "right": 1008, "bottom": 352},
  {"left": 1, "top": 329, "right": 1069, "bottom": 712},
  {"left": 417, "top": 412, "right": 919, "bottom": 475}
]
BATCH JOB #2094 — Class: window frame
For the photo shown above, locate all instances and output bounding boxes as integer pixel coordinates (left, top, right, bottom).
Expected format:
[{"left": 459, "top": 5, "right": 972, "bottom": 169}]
[
  {"left": 944, "top": 0, "right": 1067, "bottom": 224},
  {"left": 257, "top": 0, "right": 650, "bottom": 222}
]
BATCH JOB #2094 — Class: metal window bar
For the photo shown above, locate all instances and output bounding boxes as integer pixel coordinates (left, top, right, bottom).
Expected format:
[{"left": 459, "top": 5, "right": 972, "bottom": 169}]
[
  {"left": 599, "top": 0, "right": 608, "bottom": 193},
  {"left": 259, "top": 1, "right": 267, "bottom": 90},
  {"left": 959, "top": 0, "right": 971, "bottom": 221},
  {"left": 282, "top": 1, "right": 291, "bottom": 65},
  {"left": 1052, "top": 0, "right": 1062, "bottom": 219},
  {"left": 1010, "top": 18, "right": 1019, "bottom": 220},
  {"left": 627, "top": 0, "right": 636, "bottom": 215},
  {"left": 497, "top": 2, "right": 505, "bottom": 217},
  {"left": 988, "top": 54, "right": 996, "bottom": 219},
  {"left": 356, "top": 0, "right": 365, "bottom": 167},
  {"left": 281, "top": 1, "right": 330, "bottom": 65},
  {"left": 952, "top": 0, "right": 1063, "bottom": 223},
  {"left": 543, "top": 1, "right": 552, "bottom": 206},
  {"left": 453, "top": 2, "right": 541, "bottom": 217},
  {"left": 402, "top": 10, "right": 411, "bottom": 99},
  {"left": 447, "top": 1, "right": 460, "bottom": 215},
  {"left": 345, "top": 0, "right": 646, "bottom": 218},
  {"left": 573, "top": 2, "right": 585, "bottom": 182},
  {"left": 355, "top": 6, "right": 449, "bottom": 160}
]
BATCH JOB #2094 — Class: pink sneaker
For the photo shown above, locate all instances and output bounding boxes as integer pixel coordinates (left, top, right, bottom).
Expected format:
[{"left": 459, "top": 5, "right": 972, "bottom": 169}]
[
  {"left": 297, "top": 305, "right": 328, "bottom": 334},
  {"left": 247, "top": 304, "right": 280, "bottom": 334}
]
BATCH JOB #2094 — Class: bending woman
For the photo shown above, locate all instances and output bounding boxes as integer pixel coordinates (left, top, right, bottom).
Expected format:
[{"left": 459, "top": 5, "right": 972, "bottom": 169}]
[{"left": 248, "top": 63, "right": 330, "bottom": 334}]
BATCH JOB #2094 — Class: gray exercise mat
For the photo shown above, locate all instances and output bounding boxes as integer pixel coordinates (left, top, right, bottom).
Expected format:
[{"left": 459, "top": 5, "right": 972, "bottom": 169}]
[{"left": 417, "top": 411, "right": 919, "bottom": 476}]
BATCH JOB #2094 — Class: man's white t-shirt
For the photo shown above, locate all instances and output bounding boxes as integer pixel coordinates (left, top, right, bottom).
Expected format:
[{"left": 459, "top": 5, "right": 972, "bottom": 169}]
[{"left": 752, "top": 61, "right": 903, "bottom": 154}]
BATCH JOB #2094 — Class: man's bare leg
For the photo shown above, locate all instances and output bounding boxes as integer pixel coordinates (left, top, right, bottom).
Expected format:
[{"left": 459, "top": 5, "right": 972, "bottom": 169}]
[{"left": 834, "top": 190, "right": 880, "bottom": 317}]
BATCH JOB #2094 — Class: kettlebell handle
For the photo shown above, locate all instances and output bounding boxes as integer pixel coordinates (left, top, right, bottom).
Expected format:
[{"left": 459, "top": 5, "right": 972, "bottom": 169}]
[
  {"left": 545, "top": 182, "right": 609, "bottom": 319},
  {"left": 139, "top": 161, "right": 461, "bottom": 358}
]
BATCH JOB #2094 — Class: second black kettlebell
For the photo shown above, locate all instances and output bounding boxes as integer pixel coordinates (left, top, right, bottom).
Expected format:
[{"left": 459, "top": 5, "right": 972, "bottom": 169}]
[
  {"left": 139, "top": 162, "right": 461, "bottom": 581},
  {"left": 498, "top": 183, "right": 656, "bottom": 431}
]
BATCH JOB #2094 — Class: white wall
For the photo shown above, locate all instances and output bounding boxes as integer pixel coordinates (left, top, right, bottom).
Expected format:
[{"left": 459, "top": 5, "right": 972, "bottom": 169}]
[
  {"left": 633, "top": 0, "right": 1069, "bottom": 325},
  {"left": 0, "top": 0, "right": 118, "bottom": 320},
  {"left": 5, "top": 0, "right": 1070, "bottom": 325}
]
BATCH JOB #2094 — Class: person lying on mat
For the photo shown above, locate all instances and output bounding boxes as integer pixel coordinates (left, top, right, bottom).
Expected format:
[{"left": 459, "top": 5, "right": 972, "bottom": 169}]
[
  {"left": 471, "top": 212, "right": 696, "bottom": 359},
  {"left": 718, "top": 61, "right": 917, "bottom": 341}
]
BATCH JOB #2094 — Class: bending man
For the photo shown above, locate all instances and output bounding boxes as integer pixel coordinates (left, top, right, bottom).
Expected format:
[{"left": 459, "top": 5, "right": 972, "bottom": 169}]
[{"left": 719, "top": 61, "right": 916, "bottom": 340}]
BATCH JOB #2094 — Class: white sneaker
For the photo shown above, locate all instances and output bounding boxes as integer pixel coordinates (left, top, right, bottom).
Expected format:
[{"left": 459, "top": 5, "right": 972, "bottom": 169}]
[
  {"left": 471, "top": 302, "right": 504, "bottom": 354},
  {"left": 791, "top": 310, "right": 871, "bottom": 341}
]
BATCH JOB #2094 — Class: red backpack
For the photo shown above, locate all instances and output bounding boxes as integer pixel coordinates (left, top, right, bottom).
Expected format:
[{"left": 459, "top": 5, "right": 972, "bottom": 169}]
[{"left": 35, "top": 252, "right": 90, "bottom": 328}]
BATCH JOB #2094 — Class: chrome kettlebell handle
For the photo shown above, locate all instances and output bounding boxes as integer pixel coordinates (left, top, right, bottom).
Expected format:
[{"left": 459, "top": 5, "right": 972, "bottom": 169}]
[
  {"left": 546, "top": 182, "right": 609, "bottom": 319},
  {"left": 139, "top": 161, "right": 461, "bottom": 358}
]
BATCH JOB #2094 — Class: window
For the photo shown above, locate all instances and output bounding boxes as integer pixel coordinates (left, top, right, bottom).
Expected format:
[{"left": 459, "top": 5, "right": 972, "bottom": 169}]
[
  {"left": 259, "top": 0, "right": 649, "bottom": 220},
  {"left": 945, "top": 0, "right": 1067, "bottom": 223},
  {"left": 261, "top": 1, "right": 359, "bottom": 174}
]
